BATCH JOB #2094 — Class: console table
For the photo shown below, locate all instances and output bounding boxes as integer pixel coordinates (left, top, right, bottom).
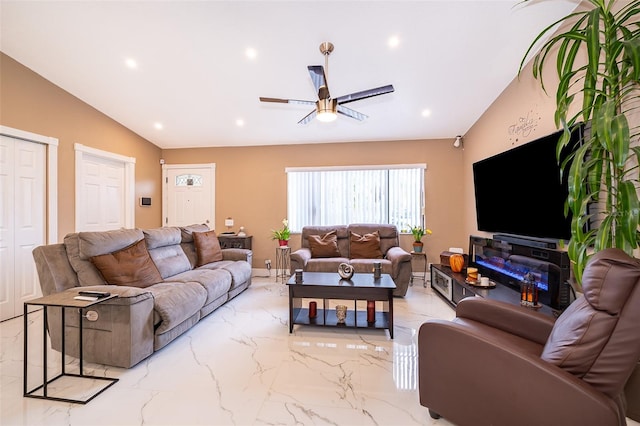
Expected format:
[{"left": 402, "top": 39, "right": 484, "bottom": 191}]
[
  {"left": 430, "top": 263, "right": 557, "bottom": 317},
  {"left": 24, "top": 292, "right": 120, "bottom": 404}
]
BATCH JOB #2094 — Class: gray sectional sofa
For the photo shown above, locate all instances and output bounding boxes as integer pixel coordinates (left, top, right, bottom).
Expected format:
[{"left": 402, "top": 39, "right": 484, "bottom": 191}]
[
  {"left": 290, "top": 224, "right": 412, "bottom": 296},
  {"left": 31, "top": 224, "right": 252, "bottom": 368}
]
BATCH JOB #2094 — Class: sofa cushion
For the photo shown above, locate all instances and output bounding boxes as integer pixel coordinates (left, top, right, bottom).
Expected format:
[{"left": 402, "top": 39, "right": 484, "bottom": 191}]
[
  {"left": 308, "top": 231, "right": 341, "bottom": 258},
  {"left": 144, "top": 227, "right": 193, "bottom": 278},
  {"left": 349, "top": 231, "right": 383, "bottom": 259},
  {"left": 197, "top": 260, "right": 252, "bottom": 290},
  {"left": 145, "top": 281, "right": 207, "bottom": 335},
  {"left": 193, "top": 230, "right": 223, "bottom": 266},
  {"left": 90, "top": 239, "right": 162, "bottom": 288},
  {"left": 169, "top": 269, "right": 232, "bottom": 304},
  {"left": 306, "top": 257, "right": 350, "bottom": 273}
]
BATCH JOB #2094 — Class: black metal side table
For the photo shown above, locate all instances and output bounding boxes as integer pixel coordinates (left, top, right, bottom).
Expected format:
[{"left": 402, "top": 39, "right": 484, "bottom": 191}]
[
  {"left": 410, "top": 251, "right": 428, "bottom": 287},
  {"left": 24, "top": 292, "right": 119, "bottom": 404},
  {"left": 275, "top": 245, "right": 291, "bottom": 283}
]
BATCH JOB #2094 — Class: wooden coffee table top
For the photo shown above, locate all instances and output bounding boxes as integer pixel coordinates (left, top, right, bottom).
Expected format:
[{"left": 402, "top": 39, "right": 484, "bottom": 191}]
[{"left": 286, "top": 271, "right": 396, "bottom": 289}]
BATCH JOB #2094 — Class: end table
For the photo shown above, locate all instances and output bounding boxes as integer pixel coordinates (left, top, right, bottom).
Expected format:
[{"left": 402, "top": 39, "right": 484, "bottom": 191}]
[
  {"left": 24, "top": 292, "right": 119, "bottom": 404},
  {"left": 275, "top": 246, "right": 291, "bottom": 283},
  {"left": 410, "top": 251, "right": 428, "bottom": 287}
]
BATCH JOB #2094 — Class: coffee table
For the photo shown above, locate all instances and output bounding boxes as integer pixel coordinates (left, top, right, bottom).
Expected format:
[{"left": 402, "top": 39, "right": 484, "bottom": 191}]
[{"left": 286, "top": 271, "right": 396, "bottom": 338}]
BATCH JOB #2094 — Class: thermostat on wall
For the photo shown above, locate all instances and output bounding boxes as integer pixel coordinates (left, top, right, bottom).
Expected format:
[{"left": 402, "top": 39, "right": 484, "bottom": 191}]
[{"left": 140, "top": 197, "right": 152, "bottom": 206}]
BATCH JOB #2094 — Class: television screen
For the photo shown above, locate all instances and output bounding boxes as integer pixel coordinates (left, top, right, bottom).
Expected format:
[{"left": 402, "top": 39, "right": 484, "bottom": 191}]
[{"left": 472, "top": 125, "right": 583, "bottom": 241}]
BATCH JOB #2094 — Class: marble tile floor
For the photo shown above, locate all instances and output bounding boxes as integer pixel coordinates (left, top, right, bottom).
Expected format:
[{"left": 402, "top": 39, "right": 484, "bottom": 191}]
[{"left": 1, "top": 276, "right": 637, "bottom": 426}]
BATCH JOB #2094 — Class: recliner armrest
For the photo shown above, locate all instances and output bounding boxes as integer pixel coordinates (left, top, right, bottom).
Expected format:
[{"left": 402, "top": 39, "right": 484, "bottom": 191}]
[
  {"left": 385, "top": 246, "right": 411, "bottom": 262},
  {"left": 455, "top": 297, "right": 555, "bottom": 345},
  {"left": 222, "top": 248, "right": 252, "bottom": 263},
  {"left": 419, "top": 319, "right": 621, "bottom": 426},
  {"left": 290, "top": 248, "right": 312, "bottom": 271}
]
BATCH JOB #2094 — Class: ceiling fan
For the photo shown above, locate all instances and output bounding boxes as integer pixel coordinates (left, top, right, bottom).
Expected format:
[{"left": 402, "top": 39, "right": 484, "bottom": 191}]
[{"left": 259, "top": 42, "right": 395, "bottom": 124}]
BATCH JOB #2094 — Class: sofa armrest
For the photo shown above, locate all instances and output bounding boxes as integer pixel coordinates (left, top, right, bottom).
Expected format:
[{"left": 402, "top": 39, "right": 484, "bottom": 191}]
[
  {"left": 222, "top": 248, "right": 252, "bottom": 263},
  {"left": 418, "top": 320, "right": 621, "bottom": 426},
  {"left": 455, "top": 297, "right": 555, "bottom": 345},
  {"left": 290, "top": 248, "right": 312, "bottom": 271},
  {"left": 385, "top": 246, "right": 411, "bottom": 263}
]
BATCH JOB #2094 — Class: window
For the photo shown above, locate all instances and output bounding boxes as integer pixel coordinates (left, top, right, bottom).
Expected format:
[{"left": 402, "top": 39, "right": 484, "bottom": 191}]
[{"left": 286, "top": 164, "right": 425, "bottom": 232}]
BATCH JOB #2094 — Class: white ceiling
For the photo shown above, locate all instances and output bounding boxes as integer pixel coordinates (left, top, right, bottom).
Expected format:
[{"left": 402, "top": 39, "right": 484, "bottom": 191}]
[{"left": 0, "top": 0, "right": 580, "bottom": 149}]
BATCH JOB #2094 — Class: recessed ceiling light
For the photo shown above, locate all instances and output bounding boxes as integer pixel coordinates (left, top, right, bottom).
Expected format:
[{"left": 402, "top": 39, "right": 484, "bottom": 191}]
[
  {"left": 236, "top": 119, "right": 245, "bottom": 127},
  {"left": 421, "top": 109, "right": 431, "bottom": 118},
  {"left": 245, "top": 48, "right": 257, "bottom": 60},
  {"left": 154, "top": 122, "right": 163, "bottom": 130},
  {"left": 125, "top": 58, "right": 138, "bottom": 69},
  {"left": 388, "top": 36, "right": 400, "bottom": 48}
]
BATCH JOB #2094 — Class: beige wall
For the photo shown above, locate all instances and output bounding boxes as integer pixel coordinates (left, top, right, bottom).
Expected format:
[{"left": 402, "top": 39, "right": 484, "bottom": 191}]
[
  {"left": 1, "top": 53, "right": 163, "bottom": 239},
  {"left": 2, "top": 42, "right": 573, "bottom": 269},
  {"left": 462, "top": 49, "right": 573, "bottom": 241},
  {"left": 162, "top": 139, "right": 466, "bottom": 268}
]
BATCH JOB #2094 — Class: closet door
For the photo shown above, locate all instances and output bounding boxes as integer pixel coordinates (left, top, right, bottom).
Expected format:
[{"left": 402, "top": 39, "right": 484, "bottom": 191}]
[{"left": 0, "top": 136, "right": 45, "bottom": 321}]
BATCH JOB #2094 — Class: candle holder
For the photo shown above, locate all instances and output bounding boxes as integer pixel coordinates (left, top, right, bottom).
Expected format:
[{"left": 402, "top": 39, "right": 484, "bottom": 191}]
[{"left": 367, "top": 300, "right": 375, "bottom": 323}]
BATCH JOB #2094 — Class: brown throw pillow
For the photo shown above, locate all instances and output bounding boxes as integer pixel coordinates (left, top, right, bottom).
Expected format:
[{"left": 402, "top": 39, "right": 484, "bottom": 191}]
[
  {"left": 90, "top": 239, "right": 162, "bottom": 288},
  {"left": 308, "top": 231, "right": 341, "bottom": 258},
  {"left": 193, "top": 230, "right": 223, "bottom": 266},
  {"left": 350, "top": 231, "right": 383, "bottom": 259}
]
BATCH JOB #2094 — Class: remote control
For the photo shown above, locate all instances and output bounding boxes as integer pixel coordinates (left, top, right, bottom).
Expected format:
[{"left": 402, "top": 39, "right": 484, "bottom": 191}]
[
  {"left": 78, "top": 291, "right": 110, "bottom": 298},
  {"left": 74, "top": 295, "right": 99, "bottom": 301}
]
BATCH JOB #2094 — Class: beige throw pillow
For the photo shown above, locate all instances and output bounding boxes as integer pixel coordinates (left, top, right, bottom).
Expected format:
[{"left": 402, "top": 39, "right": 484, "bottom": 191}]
[
  {"left": 308, "top": 231, "right": 341, "bottom": 258},
  {"left": 90, "top": 239, "right": 162, "bottom": 288},
  {"left": 193, "top": 230, "right": 223, "bottom": 266},
  {"left": 349, "top": 231, "right": 383, "bottom": 259}
]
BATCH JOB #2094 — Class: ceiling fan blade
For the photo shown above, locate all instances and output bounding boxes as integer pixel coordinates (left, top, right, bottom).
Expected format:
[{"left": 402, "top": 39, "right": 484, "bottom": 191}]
[
  {"left": 335, "top": 84, "right": 395, "bottom": 105},
  {"left": 298, "top": 109, "right": 317, "bottom": 125},
  {"left": 259, "top": 97, "right": 315, "bottom": 106},
  {"left": 337, "top": 105, "right": 368, "bottom": 121},
  {"left": 307, "top": 65, "right": 330, "bottom": 100}
]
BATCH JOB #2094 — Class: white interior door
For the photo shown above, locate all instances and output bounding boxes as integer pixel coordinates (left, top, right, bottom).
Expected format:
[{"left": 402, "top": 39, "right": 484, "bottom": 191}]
[
  {"left": 0, "top": 135, "right": 45, "bottom": 321},
  {"left": 163, "top": 164, "right": 215, "bottom": 227},
  {"left": 75, "top": 144, "right": 135, "bottom": 232}
]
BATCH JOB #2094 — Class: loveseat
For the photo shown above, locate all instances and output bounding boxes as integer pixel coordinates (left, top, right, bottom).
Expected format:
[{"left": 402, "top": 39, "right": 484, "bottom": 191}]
[
  {"left": 289, "top": 224, "right": 412, "bottom": 296},
  {"left": 31, "top": 224, "right": 252, "bottom": 368}
]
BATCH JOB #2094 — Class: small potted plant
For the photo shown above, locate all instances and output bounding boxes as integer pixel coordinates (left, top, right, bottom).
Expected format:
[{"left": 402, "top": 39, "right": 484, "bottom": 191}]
[
  {"left": 409, "top": 225, "right": 432, "bottom": 253},
  {"left": 271, "top": 218, "right": 291, "bottom": 246}
]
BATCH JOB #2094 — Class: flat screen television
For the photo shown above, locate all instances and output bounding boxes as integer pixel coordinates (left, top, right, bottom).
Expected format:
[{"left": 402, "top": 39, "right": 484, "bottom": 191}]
[{"left": 472, "top": 125, "right": 584, "bottom": 241}]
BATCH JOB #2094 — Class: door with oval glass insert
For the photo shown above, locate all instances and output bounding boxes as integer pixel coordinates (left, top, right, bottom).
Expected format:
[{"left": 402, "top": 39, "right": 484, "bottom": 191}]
[{"left": 163, "top": 164, "right": 215, "bottom": 227}]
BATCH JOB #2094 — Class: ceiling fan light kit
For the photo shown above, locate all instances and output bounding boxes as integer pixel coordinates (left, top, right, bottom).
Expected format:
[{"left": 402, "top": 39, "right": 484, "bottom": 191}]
[{"left": 260, "top": 42, "right": 394, "bottom": 124}]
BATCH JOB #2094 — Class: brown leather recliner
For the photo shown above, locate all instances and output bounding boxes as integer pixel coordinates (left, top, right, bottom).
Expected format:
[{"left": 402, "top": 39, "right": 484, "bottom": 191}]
[{"left": 418, "top": 248, "right": 640, "bottom": 426}]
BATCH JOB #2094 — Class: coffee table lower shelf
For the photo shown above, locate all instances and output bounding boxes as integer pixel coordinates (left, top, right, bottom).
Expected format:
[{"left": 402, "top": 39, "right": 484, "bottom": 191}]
[{"left": 292, "top": 307, "right": 391, "bottom": 330}]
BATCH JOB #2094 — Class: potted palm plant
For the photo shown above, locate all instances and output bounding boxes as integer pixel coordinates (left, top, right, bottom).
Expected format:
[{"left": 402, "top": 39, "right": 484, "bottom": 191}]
[
  {"left": 520, "top": 0, "right": 640, "bottom": 287},
  {"left": 520, "top": 1, "right": 640, "bottom": 420}
]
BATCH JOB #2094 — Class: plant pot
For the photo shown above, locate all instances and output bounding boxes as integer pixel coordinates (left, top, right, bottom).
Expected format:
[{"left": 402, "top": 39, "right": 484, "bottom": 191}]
[
  {"left": 278, "top": 239, "right": 288, "bottom": 247},
  {"left": 412, "top": 242, "right": 423, "bottom": 253}
]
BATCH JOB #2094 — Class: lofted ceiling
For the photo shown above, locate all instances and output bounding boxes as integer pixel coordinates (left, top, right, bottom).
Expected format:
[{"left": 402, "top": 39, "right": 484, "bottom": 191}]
[{"left": 0, "top": 0, "right": 580, "bottom": 149}]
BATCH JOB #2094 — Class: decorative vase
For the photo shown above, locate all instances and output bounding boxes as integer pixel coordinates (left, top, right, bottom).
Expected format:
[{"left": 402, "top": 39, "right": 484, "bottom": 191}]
[
  {"left": 412, "top": 242, "right": 423, "bottom": 253},
  {"left": 278, "top": 239, "right": 288, "bottom": 247},
  {"left": 335, "top": 305, "right": 347, "bottom": 324}
]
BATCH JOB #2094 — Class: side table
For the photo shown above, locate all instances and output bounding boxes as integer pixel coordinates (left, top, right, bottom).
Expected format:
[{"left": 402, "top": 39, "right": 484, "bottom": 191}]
[
  {"left": 275, "top": 246, "right": 291, "bottom": 283},
  {"left": 24, "top": 292, "right": 119, "bottom": 404},
  {"left": 218, "top": 234, "right": 252, "bottom": 250},
  {"left": 410, "top": 251, "right": 428, "bottom": 287}
]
